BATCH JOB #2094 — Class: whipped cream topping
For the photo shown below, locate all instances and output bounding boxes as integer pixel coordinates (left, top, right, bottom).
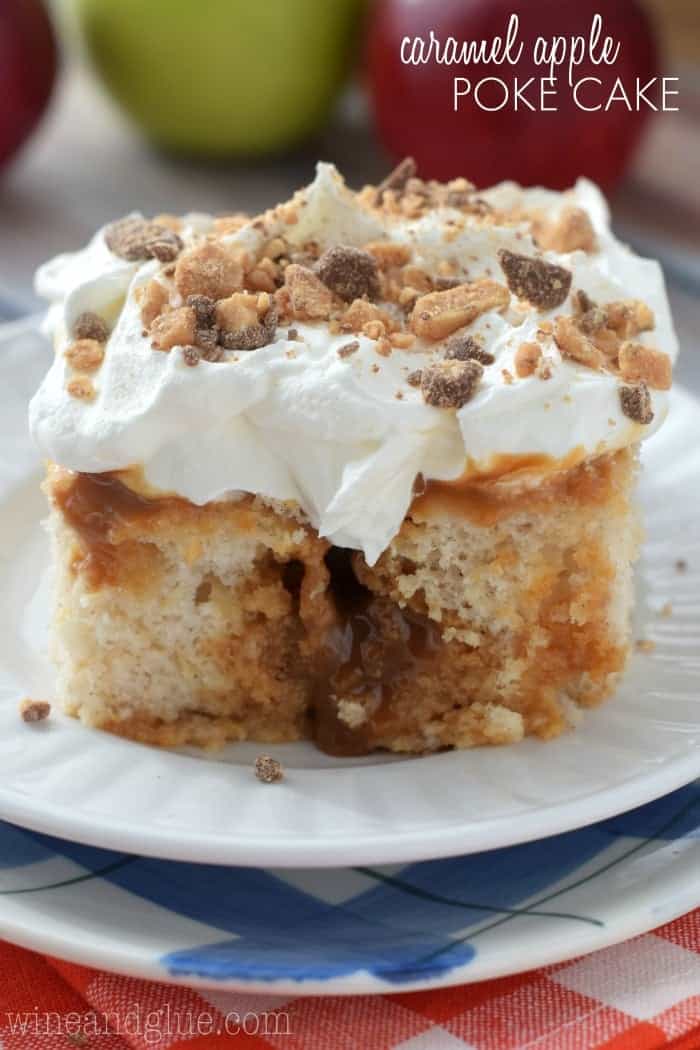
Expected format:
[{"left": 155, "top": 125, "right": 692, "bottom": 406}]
[{"left": 29, "top": 164, "right": 678, "bottom": 564}]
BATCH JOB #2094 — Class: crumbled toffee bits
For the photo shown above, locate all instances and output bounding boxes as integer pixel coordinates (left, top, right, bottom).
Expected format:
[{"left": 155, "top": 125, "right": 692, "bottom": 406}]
[
  {"left": 73, "top": 311, "right": 108, "bottom": 342},
  {"left": 374, "top": 156, "right": 417, "bottom": 202},
  {"left": 421, "top": 359, "right": 483, "bottom": 409},
  {"left": 65, "top": 339, "right": 105, "bottom": 372},
  {"left": 66, "top": 376, "right": 96, "bottom": 400},
  {"left": 219, "top": 303, "right": 278, "bottom": 351},
  {"left": 619, "top": 382, "right": 654, "bottom": 425},
  {"left": 514, "top": 341, "right": 542, "bottom": 378},
  {"left": 186, "top": 294, "right": 217, "bottom": 327},
  {"left": 105, "top": 217, "right": 183, "bottom": 262},
  {"left": 315, "top": 245, "right": 379, "bottom": 302},
  {"left": 498, "top": 249, "right": 572, "bottom": 310},
  {"left": 254, "top": 754, "right": 283, "bottom": 783},
  {"left": 182, "top": 346, "right": 201, "bottom": 367},
  {"left": 443, "top": 334, "right": 494, "bottom": 365},
  {"left": 20, "top": 699, "right": 51, "bottom": 723},
  {"left": 337, "top": 340, "right": 360, "bottom": 358},
  {"left": 195, "top": 325, "right": 221, "bottom": 355}
]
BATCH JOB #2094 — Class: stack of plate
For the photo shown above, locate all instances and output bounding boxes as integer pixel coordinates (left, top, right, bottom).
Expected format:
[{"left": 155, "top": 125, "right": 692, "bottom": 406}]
[{"left": 1, "top": 318, "right": 699, "bottom": 995}]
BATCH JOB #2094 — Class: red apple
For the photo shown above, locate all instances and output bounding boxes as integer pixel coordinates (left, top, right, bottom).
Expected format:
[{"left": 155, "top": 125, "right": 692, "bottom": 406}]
[
  {"left": 0, "top": 0, "right": 57, "bottom": 169},
  {"left": 367, "top": 0, "right": 658, "bottom": 189}
]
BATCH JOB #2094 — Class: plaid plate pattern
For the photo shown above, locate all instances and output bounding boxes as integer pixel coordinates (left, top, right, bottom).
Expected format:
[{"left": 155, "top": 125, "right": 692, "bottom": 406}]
[
  {"left": 2, "top": 787, "right": 700, "bottom": 1047},
  {"left": 1, "top": 924, "right": 700, "bottom": 1050},
  {"left": 1, "top": 782, "right": 700, "bottom": 993}
]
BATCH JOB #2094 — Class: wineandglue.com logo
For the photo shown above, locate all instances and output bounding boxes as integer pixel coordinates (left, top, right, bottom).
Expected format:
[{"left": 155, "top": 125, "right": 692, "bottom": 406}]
[{"left": 400, "top": 13, "right": 679, "bottom": 113}]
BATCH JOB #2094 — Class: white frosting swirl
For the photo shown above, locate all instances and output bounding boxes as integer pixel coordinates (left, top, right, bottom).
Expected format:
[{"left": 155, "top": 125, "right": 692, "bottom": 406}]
[{"left": 29, "top": 164, "right": 678, "bottom": 564}]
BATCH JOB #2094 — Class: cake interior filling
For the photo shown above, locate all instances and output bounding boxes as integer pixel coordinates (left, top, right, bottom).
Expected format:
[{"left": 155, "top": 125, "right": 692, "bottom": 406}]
[
  {"left": 311, "top": 547, "right": 442, "bottom": 755},
  {"left": 52, "top": 452, "right": 630, "bottom": 756},
  {"left": 54, "top": 471, "right": 445, "bottom": 755}
]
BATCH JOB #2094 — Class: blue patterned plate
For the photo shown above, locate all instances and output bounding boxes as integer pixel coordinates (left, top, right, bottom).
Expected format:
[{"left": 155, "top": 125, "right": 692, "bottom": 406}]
[{"left": 1, "top": 783, "right": 700, "bottom": 995}]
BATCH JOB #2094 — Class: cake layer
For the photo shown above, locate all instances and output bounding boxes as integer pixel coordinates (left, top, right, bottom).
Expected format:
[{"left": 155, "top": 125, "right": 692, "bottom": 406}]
[{"left": 46, "top": 448, "right": 638, "bottom": 755}]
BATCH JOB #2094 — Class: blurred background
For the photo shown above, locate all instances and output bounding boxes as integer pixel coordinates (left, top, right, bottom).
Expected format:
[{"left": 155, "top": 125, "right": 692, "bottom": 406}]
[{"left": 0, "top": 0, "right": 698, "bottom": 386}]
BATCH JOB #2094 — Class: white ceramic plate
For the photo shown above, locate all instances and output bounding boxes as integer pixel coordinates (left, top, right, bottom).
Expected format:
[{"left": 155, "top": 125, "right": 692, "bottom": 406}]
[
  {"left": 1, "top": 318, "right": 699, "bottom": 868},
  {"left": 2, "top": 783, "right": 700, "bottom": 996}
]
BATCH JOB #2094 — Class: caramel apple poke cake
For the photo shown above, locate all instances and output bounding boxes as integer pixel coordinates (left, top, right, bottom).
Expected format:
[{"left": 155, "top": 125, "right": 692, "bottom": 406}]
[{"left": 28, "top": 160, "right": 678, "bottom": 756}]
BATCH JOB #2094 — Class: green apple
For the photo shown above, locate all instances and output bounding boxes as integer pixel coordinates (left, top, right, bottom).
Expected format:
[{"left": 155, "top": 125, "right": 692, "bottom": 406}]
[{"left": 74, "top": 0, "right": 366, "bottom": 156}]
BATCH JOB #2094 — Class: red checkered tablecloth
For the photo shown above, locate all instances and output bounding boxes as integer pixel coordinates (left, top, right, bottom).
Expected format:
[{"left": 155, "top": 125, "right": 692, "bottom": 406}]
[{"left": 3, "top": 912, "right": 700, "bottom": 1049}]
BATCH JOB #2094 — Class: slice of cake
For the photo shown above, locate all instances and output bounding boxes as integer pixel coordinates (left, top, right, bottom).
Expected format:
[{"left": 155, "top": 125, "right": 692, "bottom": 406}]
[{"left": 29, "top": 160, "right": 678, "bottom": 755}]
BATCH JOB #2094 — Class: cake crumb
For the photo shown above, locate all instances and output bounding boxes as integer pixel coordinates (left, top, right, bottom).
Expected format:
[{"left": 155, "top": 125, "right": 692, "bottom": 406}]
[
  {"left": 337, "top": 699, "right": 368, "bottom": 729},
  {"left": 659, "top": 602, "right": 672, "bottom": 618},
  {"left": 406, "top": 369, "right": 423, "bottom": 388},
  {"left": 337, "top": 340, "right": 360, "bottom": 359},
  {"left": 20, "top": 699, "right": 51, "bottom": 723},
  {"left": 635, "top": 639, "right": 656, "bottom": 653},
  {"left": 676, "top": 559, "right": 688, "bottom": 573},
  {"left": 254, "top": 755, "right": 283, "bottom": 783}
]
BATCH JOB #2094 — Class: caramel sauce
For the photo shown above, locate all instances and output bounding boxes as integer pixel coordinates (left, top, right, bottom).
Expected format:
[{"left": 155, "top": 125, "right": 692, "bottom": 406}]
[
  {"left": 53, "top": 471, "right": 179, "bottom": 587},
  {"left": 311, "top": 548, "right": 442, "bottom": 756},
  {"left": 55, "top": 473, "right": 444, "bottom": 756},
  {"left": 411, "top": 446, "right": 607, "bottom": 526}
]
